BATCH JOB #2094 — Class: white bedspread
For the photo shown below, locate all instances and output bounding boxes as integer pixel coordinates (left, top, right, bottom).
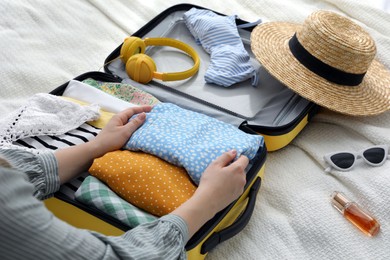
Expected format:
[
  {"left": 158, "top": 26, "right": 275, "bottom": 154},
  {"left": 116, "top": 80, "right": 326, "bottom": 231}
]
[{"left": 1, "top": 1, "right": 389, "bottom": 259}]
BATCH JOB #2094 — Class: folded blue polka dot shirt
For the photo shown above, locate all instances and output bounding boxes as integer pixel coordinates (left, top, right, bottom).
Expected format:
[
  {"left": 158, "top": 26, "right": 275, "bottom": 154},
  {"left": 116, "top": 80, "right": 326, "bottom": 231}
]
[{"left": 124, "top": 103, "right": 264, "bottom": 184}]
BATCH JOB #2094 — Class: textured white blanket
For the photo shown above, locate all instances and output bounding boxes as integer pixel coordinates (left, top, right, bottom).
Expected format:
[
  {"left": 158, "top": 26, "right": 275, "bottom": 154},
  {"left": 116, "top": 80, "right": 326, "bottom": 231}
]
[{"left": 1, "top": 0, "right": 389, "bottom": 259}]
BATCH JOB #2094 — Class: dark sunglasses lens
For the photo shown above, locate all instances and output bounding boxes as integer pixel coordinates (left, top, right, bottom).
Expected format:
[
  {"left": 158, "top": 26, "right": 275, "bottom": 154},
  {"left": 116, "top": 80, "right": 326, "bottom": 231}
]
[
  {"left": 330, "top": 153, "right": 355, "bottom": 169},
  {"left": 363, "top": 148, "right": 385, "bottom": 164}
]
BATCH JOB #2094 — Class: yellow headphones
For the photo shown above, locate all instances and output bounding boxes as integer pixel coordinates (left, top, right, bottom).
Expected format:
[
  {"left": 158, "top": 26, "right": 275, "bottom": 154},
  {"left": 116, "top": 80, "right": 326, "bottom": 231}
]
[{"left": 120, "top": 37, "right": 200, "bottom": 84}]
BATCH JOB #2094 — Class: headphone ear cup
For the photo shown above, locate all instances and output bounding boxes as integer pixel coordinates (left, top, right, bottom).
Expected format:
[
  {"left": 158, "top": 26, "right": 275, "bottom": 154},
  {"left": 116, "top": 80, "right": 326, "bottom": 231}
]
[
  {"left": 126, "top": 53, "right": 157, "bottom": 84},
  {"left": 120, "top": 37, "right": 146, "bottom": 63}
]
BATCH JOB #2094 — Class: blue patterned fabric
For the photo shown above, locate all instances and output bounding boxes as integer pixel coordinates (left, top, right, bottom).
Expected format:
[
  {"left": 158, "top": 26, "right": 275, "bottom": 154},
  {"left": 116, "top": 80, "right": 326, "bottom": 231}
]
[
  {"left": 124, "top": 103, "right": 264, "bottom": 184},
  {"left": 184, "top": 8, "right": 257, "bottom": 87}
]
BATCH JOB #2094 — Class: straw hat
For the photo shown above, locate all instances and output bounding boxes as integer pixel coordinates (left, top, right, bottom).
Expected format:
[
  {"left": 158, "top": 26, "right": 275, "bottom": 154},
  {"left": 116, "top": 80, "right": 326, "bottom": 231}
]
[{"left": 251, "top": 10, "right": 390, "bottom": 116}]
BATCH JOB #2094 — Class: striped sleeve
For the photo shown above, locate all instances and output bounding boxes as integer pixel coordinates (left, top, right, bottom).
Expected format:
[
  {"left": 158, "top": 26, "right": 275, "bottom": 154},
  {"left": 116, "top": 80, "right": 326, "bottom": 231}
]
[
  {"left": 93, "top": 214, "right": 189, "bottom": 259},
  {"left": 0, "top": 149, "right": 60, "bottom": 199},
  {"left": 0, "top": 149, "right": 189, "bottom": 259}
]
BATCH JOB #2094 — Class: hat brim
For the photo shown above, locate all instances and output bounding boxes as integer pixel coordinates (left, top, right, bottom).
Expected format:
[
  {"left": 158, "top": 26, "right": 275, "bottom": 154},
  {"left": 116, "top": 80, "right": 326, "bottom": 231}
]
[{"left": 251, "top": 22, "right": 390, "bottom": 116}]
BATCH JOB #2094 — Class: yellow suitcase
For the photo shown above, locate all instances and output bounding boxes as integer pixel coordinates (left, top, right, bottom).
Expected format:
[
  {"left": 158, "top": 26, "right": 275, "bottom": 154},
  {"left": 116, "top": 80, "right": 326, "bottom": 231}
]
[{"left": 41, "top": 4, "right": 317, "bottom": 259}]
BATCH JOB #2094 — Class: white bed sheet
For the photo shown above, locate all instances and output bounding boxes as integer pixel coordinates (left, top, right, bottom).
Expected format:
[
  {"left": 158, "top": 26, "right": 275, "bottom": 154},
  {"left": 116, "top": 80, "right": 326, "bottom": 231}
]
[{"left": 1, "top": 0, "right": 389, "bottom": 259}]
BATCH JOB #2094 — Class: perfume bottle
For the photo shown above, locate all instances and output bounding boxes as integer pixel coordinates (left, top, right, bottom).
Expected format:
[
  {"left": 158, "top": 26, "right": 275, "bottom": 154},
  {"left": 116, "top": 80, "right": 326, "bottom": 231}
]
[{"left": 331, "top": 191, "right": 380, "bottom": 237}]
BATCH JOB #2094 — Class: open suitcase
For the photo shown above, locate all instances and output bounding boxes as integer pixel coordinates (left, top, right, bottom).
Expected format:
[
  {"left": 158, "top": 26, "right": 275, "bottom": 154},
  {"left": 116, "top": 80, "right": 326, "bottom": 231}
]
[{"left": 42, "top": 3, "right": 318, "bottom": 259}]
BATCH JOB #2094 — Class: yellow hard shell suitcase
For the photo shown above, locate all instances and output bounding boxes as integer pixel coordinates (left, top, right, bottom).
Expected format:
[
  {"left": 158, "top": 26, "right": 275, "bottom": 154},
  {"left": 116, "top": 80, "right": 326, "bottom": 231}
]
[
  {"left": 42, "top": 4, "right": 318, "bottom": 259},
  {"left": 46, "top": 70, "right": 266, "bottom": 259}
]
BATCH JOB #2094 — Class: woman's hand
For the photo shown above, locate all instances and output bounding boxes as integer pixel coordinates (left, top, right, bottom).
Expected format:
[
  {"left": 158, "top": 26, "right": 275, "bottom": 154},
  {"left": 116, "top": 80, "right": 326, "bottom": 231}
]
[
  {"left": 195, "top": 149, "right": 248, "bottom": 214},
  {"left": 55, "top": 106, "right": 152, "bottom": 184},
  {"left": 89, "top": 106, "right": 152, "bottom": 158},
  {"left": 171, "top": 150, "right": 249, "bottom": 238}
]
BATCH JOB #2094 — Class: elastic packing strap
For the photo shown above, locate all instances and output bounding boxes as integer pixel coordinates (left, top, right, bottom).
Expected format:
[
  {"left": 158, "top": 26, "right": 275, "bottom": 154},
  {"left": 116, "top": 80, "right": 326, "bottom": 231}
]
[{"left": 237, "top": 18, "right": 262, "bottom": 87}]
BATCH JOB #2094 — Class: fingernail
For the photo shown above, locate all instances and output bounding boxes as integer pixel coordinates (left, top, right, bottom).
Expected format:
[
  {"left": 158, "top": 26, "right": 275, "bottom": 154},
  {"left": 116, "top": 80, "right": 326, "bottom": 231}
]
[
  {"left": 231, "top": 149, "right": 237, "bottom": 156},
  {"left": 137, "top": 112, "right": 146, "bottom": 120}
]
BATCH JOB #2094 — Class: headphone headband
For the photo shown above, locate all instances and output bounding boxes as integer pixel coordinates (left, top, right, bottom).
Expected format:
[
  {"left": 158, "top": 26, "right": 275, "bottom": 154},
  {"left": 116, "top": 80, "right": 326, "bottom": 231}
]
[
  {"left": 121, "top": 37, "right": 200, "bottom": 84},
  {"left": 143, "top": 38, "right": 200, "bottom": 81}
]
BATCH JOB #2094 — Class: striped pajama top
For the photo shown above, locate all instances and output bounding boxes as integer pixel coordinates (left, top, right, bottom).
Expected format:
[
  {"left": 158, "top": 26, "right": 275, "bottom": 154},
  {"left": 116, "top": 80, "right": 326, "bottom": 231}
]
[{"left": 0, "top": 149, "right": 188, "bottom": 260}]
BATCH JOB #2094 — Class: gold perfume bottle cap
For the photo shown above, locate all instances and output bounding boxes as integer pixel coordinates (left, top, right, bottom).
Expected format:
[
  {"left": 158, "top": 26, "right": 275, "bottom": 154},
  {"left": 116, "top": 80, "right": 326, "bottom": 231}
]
[{"left": 331, "top": 191, "right": 350, "bottom": 214}]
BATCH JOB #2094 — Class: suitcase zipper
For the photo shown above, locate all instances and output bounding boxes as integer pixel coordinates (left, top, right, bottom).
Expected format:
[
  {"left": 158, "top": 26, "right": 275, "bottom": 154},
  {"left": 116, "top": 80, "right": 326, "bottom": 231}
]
[{"left": 272, "top": 93, "right": 302, "bottom": 125}]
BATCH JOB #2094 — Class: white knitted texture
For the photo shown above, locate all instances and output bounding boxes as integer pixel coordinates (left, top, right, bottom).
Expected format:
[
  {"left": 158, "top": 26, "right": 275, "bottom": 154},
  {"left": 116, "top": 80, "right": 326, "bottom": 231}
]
[
  {"left": 0, "top": 1, "right": 389, "bottom": 259},
  {"left": 0, "top": 93, "right": 100, "bottom": 146}
]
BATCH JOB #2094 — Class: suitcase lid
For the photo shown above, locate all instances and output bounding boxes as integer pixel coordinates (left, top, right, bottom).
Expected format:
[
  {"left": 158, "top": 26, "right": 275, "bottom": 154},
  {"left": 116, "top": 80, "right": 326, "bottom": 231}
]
[{"left": 103, "top": 3, "right": 318, "bottom": 144}]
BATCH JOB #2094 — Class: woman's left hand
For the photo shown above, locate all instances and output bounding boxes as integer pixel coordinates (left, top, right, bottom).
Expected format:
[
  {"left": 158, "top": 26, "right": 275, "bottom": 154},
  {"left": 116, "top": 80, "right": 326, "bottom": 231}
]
[
  {"left": 55, "top": 105, "right": 152, "bottom": 184},
  {"left": 90, "top": 105, "right": 153, "bottom": 158}
]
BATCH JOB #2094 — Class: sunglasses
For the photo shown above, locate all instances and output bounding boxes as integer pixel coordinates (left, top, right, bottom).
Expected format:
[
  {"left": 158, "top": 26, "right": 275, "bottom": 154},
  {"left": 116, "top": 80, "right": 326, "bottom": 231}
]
[{"left": 324, "top": 145, "right": 389, "bottom": 172}]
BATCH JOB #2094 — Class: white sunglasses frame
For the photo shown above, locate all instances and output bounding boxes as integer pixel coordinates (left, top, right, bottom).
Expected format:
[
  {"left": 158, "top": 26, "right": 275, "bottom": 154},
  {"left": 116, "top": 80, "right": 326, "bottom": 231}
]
[{"left": 324, "top": 144, "right": 389, "bottom": 173}]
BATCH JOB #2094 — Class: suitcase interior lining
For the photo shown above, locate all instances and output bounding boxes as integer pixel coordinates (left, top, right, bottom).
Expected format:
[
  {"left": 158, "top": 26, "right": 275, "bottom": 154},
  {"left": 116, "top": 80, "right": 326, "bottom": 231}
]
[{"left": 107, "top": 10, "right": 312, "bottom": 128}]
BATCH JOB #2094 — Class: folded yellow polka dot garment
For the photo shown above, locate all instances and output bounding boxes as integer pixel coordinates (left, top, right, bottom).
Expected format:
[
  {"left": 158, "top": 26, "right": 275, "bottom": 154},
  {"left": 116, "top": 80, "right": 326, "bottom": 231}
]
[{"left": 89, "top": 150, "right": 197, "bottom": 217}]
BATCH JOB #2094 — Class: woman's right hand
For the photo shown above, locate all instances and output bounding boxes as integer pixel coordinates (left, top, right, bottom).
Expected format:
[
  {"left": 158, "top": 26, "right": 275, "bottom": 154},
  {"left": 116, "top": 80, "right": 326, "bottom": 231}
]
[
  {"left": 171, "top": 150, "right": 249, "bottom": 238},
  {"left": 195, "top": 149, "right": 249, "bottom": 215}
]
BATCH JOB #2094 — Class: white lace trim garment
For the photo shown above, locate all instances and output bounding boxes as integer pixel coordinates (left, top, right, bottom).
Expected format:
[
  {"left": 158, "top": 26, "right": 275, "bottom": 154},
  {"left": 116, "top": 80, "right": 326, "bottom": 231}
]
[{"left": 0, "top": 93, "right": 100, "bottom": 151}]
